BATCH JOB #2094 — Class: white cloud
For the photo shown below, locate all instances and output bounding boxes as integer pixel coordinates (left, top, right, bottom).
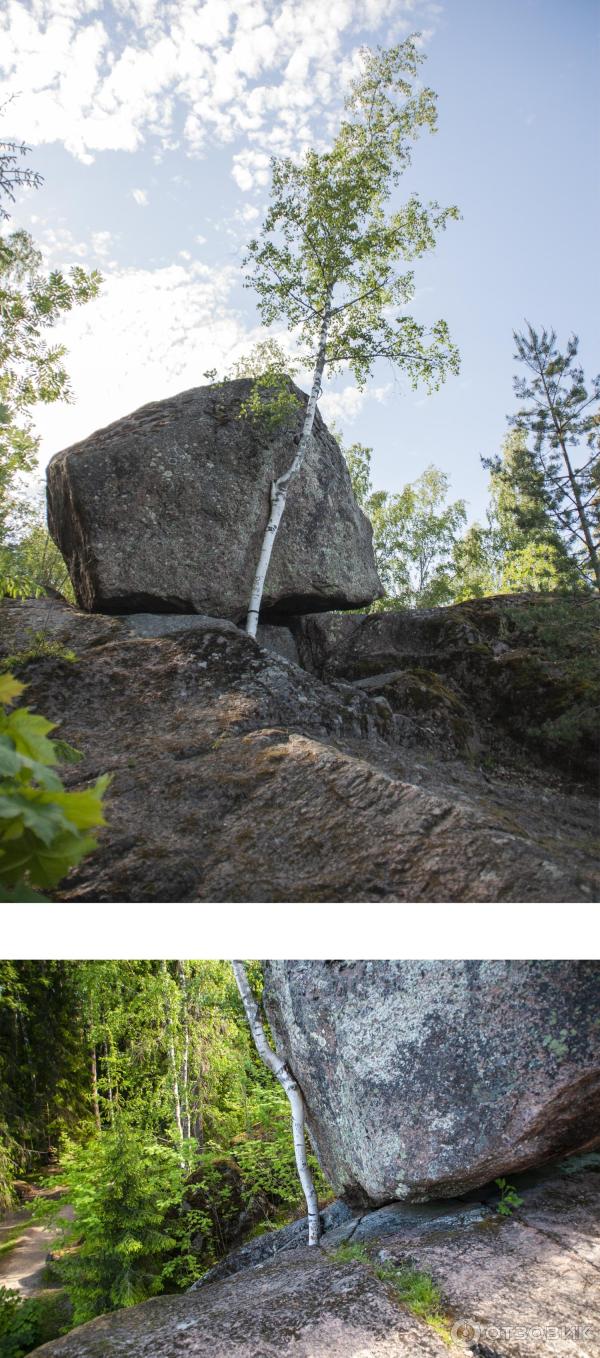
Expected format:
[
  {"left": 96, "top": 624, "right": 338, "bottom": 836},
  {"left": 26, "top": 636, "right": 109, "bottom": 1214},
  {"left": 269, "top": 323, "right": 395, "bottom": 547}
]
[
  {"left": 231, "top": 148, "right": 270, "bottom": 192},
  {"left": 131, "top": 187, "right": 149, "bottom": 205},
  {"left": 30, "top": 256, "right": 250, "bottom": 468},
  {"left": 321, "top": 382, "right": 391, "bottom": 426},
  {"left": 0, "top": 0, "right": 439, "bottom": 167}
]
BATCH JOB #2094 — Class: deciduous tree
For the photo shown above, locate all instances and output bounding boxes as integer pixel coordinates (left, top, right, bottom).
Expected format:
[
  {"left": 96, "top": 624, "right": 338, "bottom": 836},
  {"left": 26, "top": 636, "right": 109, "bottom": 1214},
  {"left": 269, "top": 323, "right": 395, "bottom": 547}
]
[{"left": 243, "top": 37, "right": 460, "bottom": 635}]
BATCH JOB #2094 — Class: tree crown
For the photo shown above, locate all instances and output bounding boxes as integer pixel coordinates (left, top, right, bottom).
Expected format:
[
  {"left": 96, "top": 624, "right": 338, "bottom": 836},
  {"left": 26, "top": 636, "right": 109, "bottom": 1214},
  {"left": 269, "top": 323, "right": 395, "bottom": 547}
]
[{"left": 244, "top": 36, "right": 460, "bottom": 390}]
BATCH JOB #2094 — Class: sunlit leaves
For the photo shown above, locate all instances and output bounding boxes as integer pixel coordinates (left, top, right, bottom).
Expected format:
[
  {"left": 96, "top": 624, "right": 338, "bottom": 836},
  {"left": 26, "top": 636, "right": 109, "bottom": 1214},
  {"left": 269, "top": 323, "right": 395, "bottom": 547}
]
[
  {"left": 244, "top": 36, "right": 460, "bottom": 393},
  {"left": 0, "top": 228, "right": 101, "bottom": 542},
  {"left": 0, "top": 674, "right": 108, "bottom": 899}
]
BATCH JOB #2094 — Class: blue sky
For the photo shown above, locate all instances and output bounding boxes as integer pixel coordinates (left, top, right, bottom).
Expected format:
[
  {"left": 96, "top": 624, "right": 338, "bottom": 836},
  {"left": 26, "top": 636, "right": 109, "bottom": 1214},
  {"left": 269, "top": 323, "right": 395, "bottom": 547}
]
[{"left": 1, "top": 0, "right": 598, "bottom": 524}]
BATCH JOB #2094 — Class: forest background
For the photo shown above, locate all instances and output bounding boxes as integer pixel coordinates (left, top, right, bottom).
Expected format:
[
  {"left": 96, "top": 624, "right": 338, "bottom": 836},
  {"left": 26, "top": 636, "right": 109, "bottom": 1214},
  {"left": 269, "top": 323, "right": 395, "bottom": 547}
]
[{"left": 0, "top": 960, "right": 323, "bottom": 1353}]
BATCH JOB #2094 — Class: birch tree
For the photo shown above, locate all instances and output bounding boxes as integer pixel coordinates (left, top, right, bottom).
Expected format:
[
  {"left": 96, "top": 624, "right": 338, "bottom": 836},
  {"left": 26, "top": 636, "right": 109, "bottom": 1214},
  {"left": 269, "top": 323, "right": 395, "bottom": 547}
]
[
  {"left": 243, "top": 36, "right": 460, "bottom": 636},
  {"left": 232, "top": 960, "right": 321, "bottom": 1246}
]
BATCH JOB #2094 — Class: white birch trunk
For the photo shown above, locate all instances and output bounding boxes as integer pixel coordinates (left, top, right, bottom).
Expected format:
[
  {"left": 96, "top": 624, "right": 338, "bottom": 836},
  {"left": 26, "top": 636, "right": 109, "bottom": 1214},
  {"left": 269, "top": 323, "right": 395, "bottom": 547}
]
[
  {"left": 245, "top": 305, "right": 331, "bottom": 638},
  {"left": 178, "top": 960, "right": 191, "bottom": 1141},
  {"left": 91, "top": 1045, "right": 101, "bottom": 1133},
  {"left": 231, "top": 960, "right": 321, "bottom": 1245},
  {"left": 162, "top": 960, "right": 184, "bottom": 1145}
]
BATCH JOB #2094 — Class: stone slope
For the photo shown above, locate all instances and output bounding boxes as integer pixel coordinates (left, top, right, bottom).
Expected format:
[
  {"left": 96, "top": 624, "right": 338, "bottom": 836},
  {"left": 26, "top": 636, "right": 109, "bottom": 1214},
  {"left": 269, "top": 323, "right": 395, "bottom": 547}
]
[
  {"left": 32, "top": 1162, "right": 600, "bottom": 1358},
  {"left": 293, "top": 591, "right": 600, "bottom": 783},
  {"left": 0, "top": 597, "right": 597, "bottom": 902},
  {"left": 46, "top": 379, "right": 382, "bottom": 619}
]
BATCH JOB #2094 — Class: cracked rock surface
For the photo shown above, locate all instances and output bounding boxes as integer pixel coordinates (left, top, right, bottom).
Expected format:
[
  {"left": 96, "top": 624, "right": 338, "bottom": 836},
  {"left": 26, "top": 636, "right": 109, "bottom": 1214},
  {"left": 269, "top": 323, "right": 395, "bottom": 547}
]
[
  {"left": 0, "top": 597, "right": 597, "bottom": 902},
  {"left": 33, "top": 1161, "right": 600, "bottom": 1357}
]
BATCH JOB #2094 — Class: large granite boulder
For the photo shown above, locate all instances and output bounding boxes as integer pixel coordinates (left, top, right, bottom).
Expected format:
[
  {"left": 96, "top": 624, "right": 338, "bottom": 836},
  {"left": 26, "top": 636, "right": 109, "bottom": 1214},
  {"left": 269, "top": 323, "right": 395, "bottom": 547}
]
[
  {"left": 46, "top": 379, "right": 382, "bottom": 621},
  {"left": 262, "top": 961, "right": 600, "bottom": 1201}
]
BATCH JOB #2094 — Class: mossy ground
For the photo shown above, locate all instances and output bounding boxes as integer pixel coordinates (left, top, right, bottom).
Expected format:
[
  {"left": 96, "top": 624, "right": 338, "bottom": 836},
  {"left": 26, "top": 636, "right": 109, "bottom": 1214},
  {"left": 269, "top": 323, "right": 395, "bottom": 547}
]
[{"left": 331, "top": 1242, "right": 453, "bottom": 1345}]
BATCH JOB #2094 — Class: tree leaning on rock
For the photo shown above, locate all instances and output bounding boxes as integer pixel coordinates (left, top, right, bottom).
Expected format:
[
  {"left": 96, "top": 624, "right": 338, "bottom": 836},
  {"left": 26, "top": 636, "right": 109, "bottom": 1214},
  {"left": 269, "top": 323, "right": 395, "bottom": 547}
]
[
  {"left": 242, "top": 36, "right": 460, "bottom": 637},
  {"left": 232, "top": 960, "right": 321, "bottom": 1246}
]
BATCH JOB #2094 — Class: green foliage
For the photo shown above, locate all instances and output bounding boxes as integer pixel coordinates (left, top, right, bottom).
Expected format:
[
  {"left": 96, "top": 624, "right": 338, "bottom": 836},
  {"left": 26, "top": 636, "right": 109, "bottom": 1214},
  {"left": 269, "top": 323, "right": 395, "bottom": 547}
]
[
  {"left": 0, "top": 227, "right": 100, "bottom": 544},
  {"left": 244, "top": 38, "right": 459, "bottom": 394},
  {"left": 484, "top": 430, "right": 585, "bottom": 594},
  {"left": 1, "top": 518, "right": 74, "bottom": 604},
  {"left": 331, "top": 1241, "right": 369, "bottom": 1265},
  {"left": 331, "top": 1245, "right": 451, "bottom": 1345},
  {"left": 0, "top": 673, "right": 107, "bottom": 901},
  {"left": 0, "top": 963, "right": 334, "bottom": 1331},
  {"left": 374, "top": 1261, "right": 452, "bottom": 1344},
  {"left": 0, "top": 117, "right": 44, "bottom": 220},
  {"left": 495, "top": 1178, "right": 524, "bottom": 1217},
  {"left": 0, "top": 1287, "right": 70, "bottom": 1357},
  {"left": 46, "top": 1122, "right": 195, "bottom": 1324},
  {"left": 228, "top": 340, "right": 302, "bottom": 432},
  {"left": 3, "top": 633, "right": 77, "bottom": 670},
  {"left": 343, "top": 443, "right": 468, "bottom": 608},
  {"left": 0, "top": 1287, "right": 39, "bottom": 1358},
  {"left": 495, "top": 326, "right": 599, "bottom": 589}
]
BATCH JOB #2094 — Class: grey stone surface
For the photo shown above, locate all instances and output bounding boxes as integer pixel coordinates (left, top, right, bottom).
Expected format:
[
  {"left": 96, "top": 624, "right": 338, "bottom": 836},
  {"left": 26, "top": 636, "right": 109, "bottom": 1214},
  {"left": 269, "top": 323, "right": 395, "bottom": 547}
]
[
  {"left": 46, "top": 378, "right": 382, "bottom": 621},
  {"left": 189, "top": 1200, "right": 354, "bottom": 1289},
  {"left": 121, "top": 612, "right": 241, "bottom": 638},
  {"left": 1, "top": 598, "right": 597, "bottom": 902},
  {"left": 256, "top": 623, "right": 300, "bottom": 666},
  {"left": 263, "top": 961, "right": 600, "bottom": 1202},
  {"left": 323, "top": 1200, "right": 492, "bottom": 1249},
  {"left": 293, "top": 593, "right": 600, "bottom": 782},
  {"left": 32, "top": 1250, "right": 449, "bottom": 1357},
  {"left": 33, "top": 1165, "right": 600, "bottom": 1358}
]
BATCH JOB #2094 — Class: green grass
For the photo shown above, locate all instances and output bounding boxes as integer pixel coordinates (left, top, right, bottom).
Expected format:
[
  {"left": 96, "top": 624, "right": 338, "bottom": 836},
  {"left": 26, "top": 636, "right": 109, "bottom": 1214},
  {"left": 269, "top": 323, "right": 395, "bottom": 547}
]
[
  {"left": 331, "top": 1242, "right": 453, "bottom": 1345},
  {"left": 0, "top": 1222, "right": 28, "bottom": 1259},
  {"left": 3, "top": 632, "right": 77, "bottom": 669}
]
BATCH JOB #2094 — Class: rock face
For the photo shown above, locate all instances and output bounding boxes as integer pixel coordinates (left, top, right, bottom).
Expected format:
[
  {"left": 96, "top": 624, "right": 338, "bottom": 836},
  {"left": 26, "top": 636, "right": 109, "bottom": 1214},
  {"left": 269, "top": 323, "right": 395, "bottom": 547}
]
[
  {"left": 293, "top": 591, "right": 600, "bottom": 782},
  {"left": 46, "top": 379, "right": 382, "bottom": 620},
  {"left": 32, "top": 1161, "right": 600, "bottom": 1358},
  {"left": 1, "top": 597, "right": 597, "bottom": 902},
  {"left": 262, "top": 961, "right": 600, "bottom": 1202}
]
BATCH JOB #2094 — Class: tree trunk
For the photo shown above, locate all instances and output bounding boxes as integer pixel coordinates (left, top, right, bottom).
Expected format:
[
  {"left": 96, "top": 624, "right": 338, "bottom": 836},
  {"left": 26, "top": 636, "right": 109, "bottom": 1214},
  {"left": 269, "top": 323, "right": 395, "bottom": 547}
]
[
  {"left": 231, "top": 961, "right": 321, "bottom": 1245},
  {"left": 557, "top": 440, "right": 600, "bottom": 589},
  {"left": 162, "top": 961, "right": 184, "bottom": 1144},
  {"left": 178, "top": 960, "right": 191, "bottom": 1141},
  {"left": 245, "top": 305, "right": 331, "bottom": 637},
  {"left": 538, "top": 362, "right": 600, "bottom": 589},
  {"left": 91, "top": 1045, "right": 101, "bottom": 1133},
  {"left": 103, "top": 1041, "right": 114, "bottom": 1123}
]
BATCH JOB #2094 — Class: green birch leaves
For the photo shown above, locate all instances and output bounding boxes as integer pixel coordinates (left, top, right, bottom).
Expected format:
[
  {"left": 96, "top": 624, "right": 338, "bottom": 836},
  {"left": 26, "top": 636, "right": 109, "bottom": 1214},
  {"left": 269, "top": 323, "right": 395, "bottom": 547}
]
[{"left": 243, "top": 36, "right": 460, "bottom": 392}]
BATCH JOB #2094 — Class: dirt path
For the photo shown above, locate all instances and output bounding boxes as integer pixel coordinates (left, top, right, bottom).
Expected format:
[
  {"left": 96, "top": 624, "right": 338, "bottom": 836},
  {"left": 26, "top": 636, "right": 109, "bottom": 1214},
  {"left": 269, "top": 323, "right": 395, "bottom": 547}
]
[{"left": 0, "top": 1187, "right": 73, "bottom": 1297}]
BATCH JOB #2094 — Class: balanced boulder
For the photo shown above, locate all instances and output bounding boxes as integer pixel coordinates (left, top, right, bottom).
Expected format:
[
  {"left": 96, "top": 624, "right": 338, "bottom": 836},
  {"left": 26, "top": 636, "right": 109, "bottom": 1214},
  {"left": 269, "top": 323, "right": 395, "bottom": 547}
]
[
  {"left": 263, "top": 960, "right": 600, "bottom": 1202},
  {"left": 46, "top": 379, "right": 382, "bottom": 620}
]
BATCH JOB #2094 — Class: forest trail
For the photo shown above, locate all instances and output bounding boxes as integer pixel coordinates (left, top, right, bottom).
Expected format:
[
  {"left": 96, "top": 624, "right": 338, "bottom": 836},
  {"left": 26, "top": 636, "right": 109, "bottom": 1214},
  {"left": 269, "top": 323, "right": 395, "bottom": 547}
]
[{"left": 0, "top": 1185, "right": 72, "bottom": 1296}]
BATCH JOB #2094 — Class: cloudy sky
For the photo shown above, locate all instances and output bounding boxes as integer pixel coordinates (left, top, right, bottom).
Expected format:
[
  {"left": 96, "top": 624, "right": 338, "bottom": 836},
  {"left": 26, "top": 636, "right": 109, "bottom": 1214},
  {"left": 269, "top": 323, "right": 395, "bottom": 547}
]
[{"left": 1, "top": 0, "right": 598, "bottom": 521}]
